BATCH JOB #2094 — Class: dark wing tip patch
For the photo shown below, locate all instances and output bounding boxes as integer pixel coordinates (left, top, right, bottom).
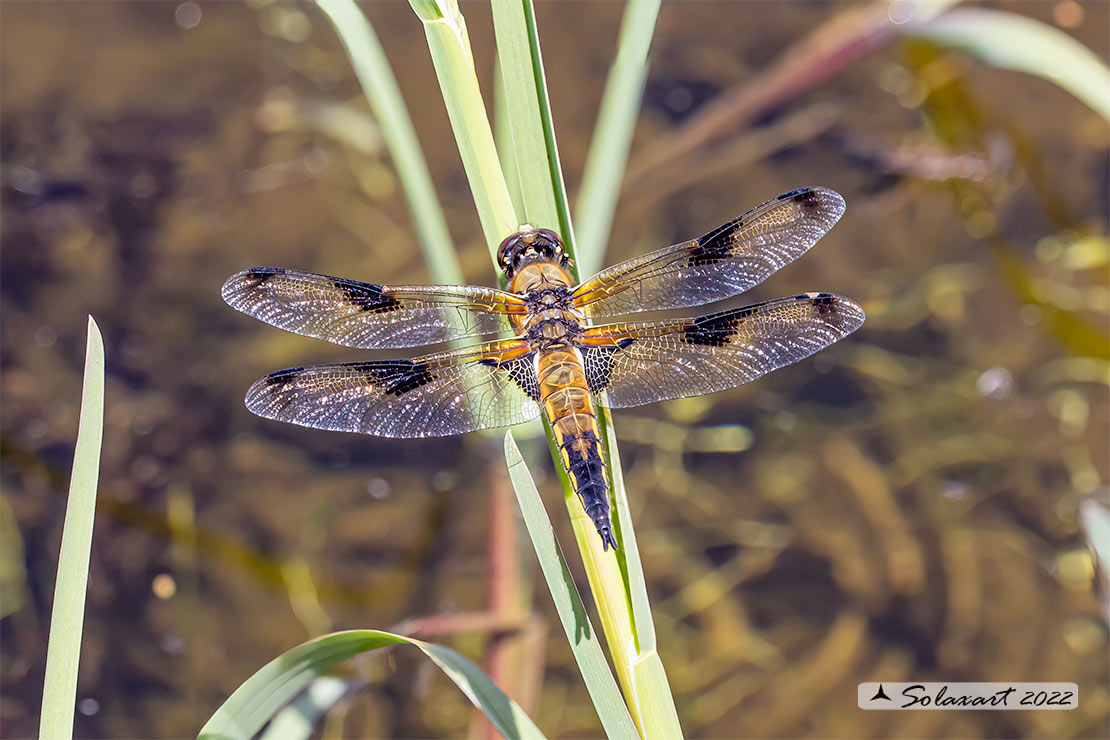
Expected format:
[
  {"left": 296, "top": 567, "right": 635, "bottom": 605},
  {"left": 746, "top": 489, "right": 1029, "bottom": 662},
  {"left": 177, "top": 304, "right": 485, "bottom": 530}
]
[
  {"left": 246, "top": 266, "right": 286, "bottom": 279},
  {"left": 261, "top": 367, "right": 303, "bottom": 388},
  {"left": 222, "top": 267, "right": 282, "bottom": 305},
  {"left": 804, "top": 291, "right": 839, "bottom": 316},
  {"left": 776, "top": 186, "right": 812, "bottom": 201},
  {"left": 245, "top": 368, "right": 302, "bottom": 416},
  {"left": 794, "top": 292, "right": 866, "bottom": 330},
  {"left": 776, "top": 186, "right": 846, "bottom": 219},
  {"left": 827, "top": 293, "right": 866, "bottom": 330}
]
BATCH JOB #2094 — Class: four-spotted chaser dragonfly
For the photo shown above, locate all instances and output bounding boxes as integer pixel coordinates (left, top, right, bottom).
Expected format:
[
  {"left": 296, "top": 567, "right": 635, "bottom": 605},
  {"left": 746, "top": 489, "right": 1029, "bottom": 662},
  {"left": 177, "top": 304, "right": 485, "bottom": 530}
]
[{"left": 222, "top": 187, "right": 864, "bottom": 551}]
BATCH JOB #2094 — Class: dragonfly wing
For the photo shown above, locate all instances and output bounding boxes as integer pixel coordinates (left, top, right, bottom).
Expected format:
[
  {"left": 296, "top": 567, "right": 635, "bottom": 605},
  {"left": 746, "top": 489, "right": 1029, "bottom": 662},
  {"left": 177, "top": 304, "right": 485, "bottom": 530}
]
[
  {"left": 580, "top": 293, "right": 864, "bottom": 408},
  {"left": 223, "top": 267, "right": 526, "bottom": 349},
  {"left": 245, "top": 340, "right": 541, "bottom": 437},
  {"left": 571, "top": 187, "right": 845, "bottom": 318}
]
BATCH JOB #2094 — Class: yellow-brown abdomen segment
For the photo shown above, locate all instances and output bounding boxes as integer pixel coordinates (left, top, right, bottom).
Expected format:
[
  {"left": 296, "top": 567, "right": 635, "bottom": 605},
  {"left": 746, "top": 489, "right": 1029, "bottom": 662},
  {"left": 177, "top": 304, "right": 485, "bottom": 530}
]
[{"left": 537, "top": 348, "right": 616, "bottom": 550}]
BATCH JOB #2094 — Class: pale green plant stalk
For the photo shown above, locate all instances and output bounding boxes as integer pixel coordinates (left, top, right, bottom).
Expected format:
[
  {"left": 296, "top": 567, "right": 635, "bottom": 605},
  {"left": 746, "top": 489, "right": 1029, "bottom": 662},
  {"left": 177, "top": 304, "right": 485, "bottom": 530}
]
[
  {"left": 489, "top": 1, "right": 681, "bottom": 736},
  {"left": 911, "top": 7, "right": 1110, "bottom": 119},
  {"left": 573, "top": 0, "right": 662, "bottom": 277},
  {"left": 489, "top": 0, "right": 562, "bottom": 236},
  {"left": 409, "top": 0, "right": 518, "bottom": 252},
  {"left": 316, "top": 0, "right": 464, "bottom": 285},
  {"left": 494, "top": 59, "right": 526, "bottom": 220},
  {"left": 504, "top": 433, "right": 639, "bottom": 738},
  {"left": 40, "top": 318, "right": 104, "bottom": 740}
]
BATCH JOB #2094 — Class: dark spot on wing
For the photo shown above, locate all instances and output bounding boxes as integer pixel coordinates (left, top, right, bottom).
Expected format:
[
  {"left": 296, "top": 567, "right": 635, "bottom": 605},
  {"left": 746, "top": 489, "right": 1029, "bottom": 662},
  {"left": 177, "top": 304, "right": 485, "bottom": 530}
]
[
  {"left": 687, "top": 218, "right": 741, "bottom": 267},
  {"left": 369, "top": 360, "right": 433, "bottom": 396},
  {"left": 807, "top": 292, "right": 838, "bottom": 316},
  {"left": 263, "top": 366, "right": 302, "bottom": 387},
  {"left": 777, "top": 186, "right": 820, "bottom": 210},
  {"left": 245, "top": 266, "right": 286, "bottom": 284},
  {"left": 682, "top": 311, "right": 742, "bottom": 347},
  {"left": 334, "top": 278, "right": 401, "bottom": 313}
]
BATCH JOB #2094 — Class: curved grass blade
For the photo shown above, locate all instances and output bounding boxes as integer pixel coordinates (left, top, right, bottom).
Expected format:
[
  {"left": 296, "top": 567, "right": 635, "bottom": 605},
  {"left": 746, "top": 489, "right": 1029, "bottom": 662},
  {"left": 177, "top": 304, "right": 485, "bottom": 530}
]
[
  {"left": 257, "top": 675, "right": 349, "bottom": 740},
  {"left": 912, "top": 7, "right": 1110, "bottom": 120},
  {"left": 573, "top": 0, "right": 661, "bottom": 277},
  {"left": 198, "top": 630, "right": 546, "bottom": 740},
  {"left": 39, "top": 317, "right": 105, "bottom": 740},
  {"left": 504, "top": 433, "right": 639, "bottom": 739}
]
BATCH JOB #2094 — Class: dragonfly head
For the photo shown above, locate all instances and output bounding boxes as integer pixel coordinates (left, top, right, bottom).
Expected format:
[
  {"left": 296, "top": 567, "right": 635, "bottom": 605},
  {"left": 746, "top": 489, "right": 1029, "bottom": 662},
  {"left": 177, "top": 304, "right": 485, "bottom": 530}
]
[{"left": 497, "top": 225, "right": 568, "bottom": 279}]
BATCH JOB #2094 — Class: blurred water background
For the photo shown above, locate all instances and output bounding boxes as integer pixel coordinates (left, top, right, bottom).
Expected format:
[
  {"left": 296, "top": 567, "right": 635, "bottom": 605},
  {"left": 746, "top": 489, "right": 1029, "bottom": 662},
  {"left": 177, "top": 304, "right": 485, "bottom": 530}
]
[{"left": 2, "top": 1, "right": 1107, "bottom": 738}]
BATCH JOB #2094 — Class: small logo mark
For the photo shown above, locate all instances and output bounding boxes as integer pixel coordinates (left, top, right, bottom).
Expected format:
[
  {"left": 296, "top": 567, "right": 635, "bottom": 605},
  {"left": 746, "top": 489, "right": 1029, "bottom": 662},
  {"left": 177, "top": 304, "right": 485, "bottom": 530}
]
[
  {"left": 858, "top": 682, "right": 1079, "bottom": 710},
  {"left": 870, "top": 684, "right": 892, "bottom": 702}
]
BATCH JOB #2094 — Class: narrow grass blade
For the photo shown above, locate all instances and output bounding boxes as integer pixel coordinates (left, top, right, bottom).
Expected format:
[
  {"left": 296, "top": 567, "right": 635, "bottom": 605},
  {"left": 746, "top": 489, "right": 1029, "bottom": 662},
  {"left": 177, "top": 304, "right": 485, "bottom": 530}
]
[
  {"left": 494, "top": 56, "right": 525, "bottom": 220},
  {"left": 491, "top": 1, "right": 683, "bottom": 736},
  {"left": 409, "top": 0, "right": 518, "bottom": 255},
  {"left": 504, "top": 433, "right": 639, "bottom": 739},
  {"left": 315, "top": 0, "right": 464, "bottom": 285},
  {"left": 912, "top": 8, "right": 1110, "bottom": 119},
  {"left": 39, "top": 317, "right": 104, "bottom": 740},
  {"left": 599, "top": 411, "right": 683, "bottom": 737},
  {"left": 573, "top": 0, "right": 661, "bottom": 277},
  {"left": 199, "top": 630, "right": 547, "bottom": 740},
  {"left": 581, "top": 410, "right": 683, "bottom": 739},
  {"left": 490, "top": 0, "right": 575, "bottom": 257}
]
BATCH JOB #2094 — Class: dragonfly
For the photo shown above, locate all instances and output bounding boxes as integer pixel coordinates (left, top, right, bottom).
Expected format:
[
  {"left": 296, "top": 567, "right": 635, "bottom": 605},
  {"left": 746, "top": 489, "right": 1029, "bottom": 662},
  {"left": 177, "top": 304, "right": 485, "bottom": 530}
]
[{"left": 222, "top": 186, "right": 865, "bottom": 551}]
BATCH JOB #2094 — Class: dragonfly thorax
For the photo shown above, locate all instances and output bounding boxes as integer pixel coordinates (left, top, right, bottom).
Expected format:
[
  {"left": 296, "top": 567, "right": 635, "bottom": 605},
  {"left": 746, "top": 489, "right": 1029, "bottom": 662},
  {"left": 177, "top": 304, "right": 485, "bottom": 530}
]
[{"left": 525, "top": 312, "right": 582, "bottom": 347}]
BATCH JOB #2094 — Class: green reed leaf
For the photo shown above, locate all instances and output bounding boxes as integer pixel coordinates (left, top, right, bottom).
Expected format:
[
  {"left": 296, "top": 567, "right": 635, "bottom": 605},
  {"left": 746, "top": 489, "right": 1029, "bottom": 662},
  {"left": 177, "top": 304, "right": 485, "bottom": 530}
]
[
  {"left": 316, "top": 0, "right": 463, "bottom": 285},
  {"left": 491, "top": 2, "right": 682, "bottom": 736},
  {"left": 504, "top": 432, "right": 640, "bottom": 739},
  {"left": 199, "top": 630, "right": 546, "bottom": 740},
  {"left": 408, "top": 0, "right": 518, "bottom": 255},
  {"left": 574, "top": 0, "right": 661, "bottom": 278},
  {"left": 913, "top": 7, "right": 1110, "bottom": 119},
  {"left": 39, "top": 317, "right": 104, "bottom": 740}
]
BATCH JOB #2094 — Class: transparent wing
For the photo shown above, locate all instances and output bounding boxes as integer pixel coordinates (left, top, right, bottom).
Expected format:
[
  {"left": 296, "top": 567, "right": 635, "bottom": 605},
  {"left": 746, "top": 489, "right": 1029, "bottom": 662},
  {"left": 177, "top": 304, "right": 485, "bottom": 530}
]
[
  {"left": 571, "top": 187, "right": 845, "bottom": 318},
  {"left": 245, "top": 340, "right": 541, "bottom": 437},
  {"left": 580, "top": 293, "right": 865, "bottom": 408},
  {"left": 223, "top": 267, "right": 526, "bottom": 349}
]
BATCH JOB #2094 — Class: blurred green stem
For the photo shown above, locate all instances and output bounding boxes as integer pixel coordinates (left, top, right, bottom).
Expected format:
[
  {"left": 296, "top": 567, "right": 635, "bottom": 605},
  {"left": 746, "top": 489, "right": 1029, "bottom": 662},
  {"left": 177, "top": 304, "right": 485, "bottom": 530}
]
[
  {"left": 574, "top": 0, "right": 661, "bottom": 277},
  {"left": 40, "top": 318, "right": 104, "bottom": 740},
  {"left": 316, "top": 0, "right": 464, "bottom": 285},
  {"left": 409, "top": 0, "right": 518, "bottom": 255},
  {"left": 491, "top": 1, "right": 681, "bottom": 736}
]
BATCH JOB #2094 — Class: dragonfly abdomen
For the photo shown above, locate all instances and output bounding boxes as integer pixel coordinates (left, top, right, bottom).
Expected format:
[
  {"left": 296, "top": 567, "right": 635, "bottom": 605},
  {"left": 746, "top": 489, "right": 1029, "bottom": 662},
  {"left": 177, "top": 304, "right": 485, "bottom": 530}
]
[{"left": 538, "top": 349, "right": 616, "bottom": 550}]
